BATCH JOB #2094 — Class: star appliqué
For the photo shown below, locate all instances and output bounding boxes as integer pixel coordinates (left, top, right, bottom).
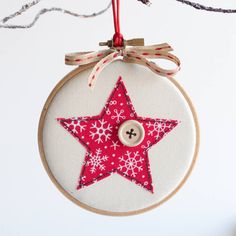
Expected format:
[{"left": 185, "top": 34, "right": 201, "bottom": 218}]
[{"left": 57, "top": 77, "right": 179, "bottom": 192}]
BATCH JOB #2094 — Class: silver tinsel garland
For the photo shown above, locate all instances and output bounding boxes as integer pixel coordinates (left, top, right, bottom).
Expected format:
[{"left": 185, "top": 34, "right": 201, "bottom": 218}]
[{"left": 1, "top": 0, "right": 236, "bottom": 29}]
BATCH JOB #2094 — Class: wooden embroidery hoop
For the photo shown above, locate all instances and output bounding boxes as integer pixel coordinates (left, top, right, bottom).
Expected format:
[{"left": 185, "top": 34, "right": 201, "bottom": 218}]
[{"left": 38, "top": 62, "right": 200, "bottom": 216}]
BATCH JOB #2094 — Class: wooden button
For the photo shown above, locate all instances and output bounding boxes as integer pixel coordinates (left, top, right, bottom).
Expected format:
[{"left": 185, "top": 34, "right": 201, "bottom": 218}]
[{"left": 118, "top": 120, "right": 145, "bottom": 147}]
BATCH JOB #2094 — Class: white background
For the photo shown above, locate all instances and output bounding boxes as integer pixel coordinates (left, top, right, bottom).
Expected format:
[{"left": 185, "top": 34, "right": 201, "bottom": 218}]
[{"left": 0, "top": 0, "right": 236, "bottom": 235}]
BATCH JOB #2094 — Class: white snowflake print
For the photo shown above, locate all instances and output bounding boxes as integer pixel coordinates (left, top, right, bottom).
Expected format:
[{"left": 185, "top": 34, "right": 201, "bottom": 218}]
[
  {"left": 109, "top": 100, "right": 117, "bottom": 105},
  {"left": 89, "top": 119, "right": 112, "bottom": 143},
  {"left": 141, "top": 140, "right": 151, "bottom": 149},
  {"left": 127, "top": 101, "right": 135, "bottom": 112},
  {"left": 141, "top": 140, "right": 151, "bottom": 153},
  {"left": 80, "top": 175, "right": 86, "bottom": 181},
  {"left": 86, "top": 149, "right": 109, "bottom": 174},
  {"left": 118, "top": 151, "right": 144, "bottom": 177},
  {"left": 111, "top": 109, "right": 126, "bottom": 123},
  {"left": 110, "top": 141, "right": 120, "bottom": 150},
  {"left": 106, "top": 108, "right": 111, "bottom": 115},
  {"left": 64, "top": 118, "right": 86, "bottom": 133},
  {"left": 146, "top": 121, "right": 168, "bottom": 139}
]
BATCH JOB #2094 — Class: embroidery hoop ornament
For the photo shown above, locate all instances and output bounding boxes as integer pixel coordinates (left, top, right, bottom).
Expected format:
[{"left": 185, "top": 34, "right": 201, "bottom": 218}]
[{"left": 38, "top": 0, "right": 200, "bottom": 216}]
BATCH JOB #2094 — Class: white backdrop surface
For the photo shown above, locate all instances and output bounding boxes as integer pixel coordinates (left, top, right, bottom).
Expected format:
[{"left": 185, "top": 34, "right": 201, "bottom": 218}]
[{"left": 0, "top": 0, "right": 236, "bottom": 235}]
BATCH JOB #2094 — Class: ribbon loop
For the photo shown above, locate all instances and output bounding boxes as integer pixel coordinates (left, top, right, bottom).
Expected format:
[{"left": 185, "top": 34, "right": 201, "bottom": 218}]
[
  {"left": 65, "top": 49, "right": 113, "bottom": 66},
  {"left": 65, "top": 40, "right": 181, "bottom": 89}
]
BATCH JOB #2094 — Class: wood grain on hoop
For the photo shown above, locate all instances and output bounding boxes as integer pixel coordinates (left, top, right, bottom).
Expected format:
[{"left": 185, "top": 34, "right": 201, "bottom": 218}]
[{"left": 38, "top": 63, "right": 200, "bottom": 216}]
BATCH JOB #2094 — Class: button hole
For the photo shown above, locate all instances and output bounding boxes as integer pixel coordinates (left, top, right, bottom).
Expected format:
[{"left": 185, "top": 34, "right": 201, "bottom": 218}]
[{"left": 126, "top": 129, "right": 137, "bottom": 139}]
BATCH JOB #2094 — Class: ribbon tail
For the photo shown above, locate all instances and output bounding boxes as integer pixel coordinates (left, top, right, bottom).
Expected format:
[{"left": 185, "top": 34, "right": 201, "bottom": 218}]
[
  {"left": 88, "top": 51, "right": 119, "bottom": 90},
  {"left": 65, "top": 49, "right": 112, "bottom": 66}
]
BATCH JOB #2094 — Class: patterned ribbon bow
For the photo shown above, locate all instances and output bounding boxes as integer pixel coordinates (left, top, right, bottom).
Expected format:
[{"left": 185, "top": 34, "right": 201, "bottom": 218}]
[{"left": 65, "top": 39, "right": 181, "bottom": 89}]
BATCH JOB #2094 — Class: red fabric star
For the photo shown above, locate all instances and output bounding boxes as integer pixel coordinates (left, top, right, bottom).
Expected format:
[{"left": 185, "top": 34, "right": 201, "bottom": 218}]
[{"left": 57, "top": 77, "right": 179, "bottom": 192}]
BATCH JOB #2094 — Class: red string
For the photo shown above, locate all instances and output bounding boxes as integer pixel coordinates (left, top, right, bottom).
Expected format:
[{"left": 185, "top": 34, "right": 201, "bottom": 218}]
[{"left": 112, "top": 0, "right": 124, "bottom": 47}]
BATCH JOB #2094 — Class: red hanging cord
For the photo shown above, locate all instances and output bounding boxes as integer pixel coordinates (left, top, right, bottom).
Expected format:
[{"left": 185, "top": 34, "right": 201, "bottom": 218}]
[{"left": 112, "top": 0, "right": 124, "bottom": 47}]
